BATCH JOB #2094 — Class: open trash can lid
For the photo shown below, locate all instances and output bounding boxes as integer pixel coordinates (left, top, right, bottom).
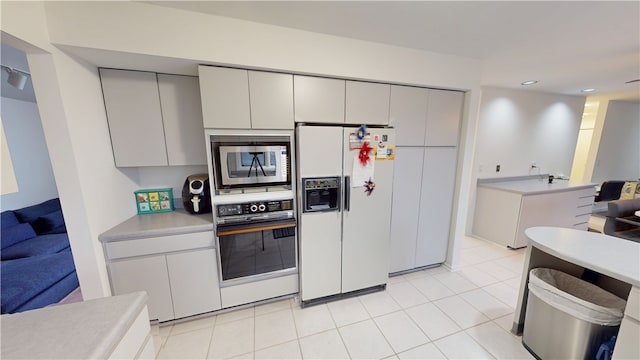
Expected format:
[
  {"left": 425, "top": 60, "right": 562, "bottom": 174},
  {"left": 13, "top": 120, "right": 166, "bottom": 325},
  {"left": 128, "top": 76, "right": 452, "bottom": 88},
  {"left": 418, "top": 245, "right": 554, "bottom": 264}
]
[{"left": 528, "top": 268, "right": 627, "bottom": 326}]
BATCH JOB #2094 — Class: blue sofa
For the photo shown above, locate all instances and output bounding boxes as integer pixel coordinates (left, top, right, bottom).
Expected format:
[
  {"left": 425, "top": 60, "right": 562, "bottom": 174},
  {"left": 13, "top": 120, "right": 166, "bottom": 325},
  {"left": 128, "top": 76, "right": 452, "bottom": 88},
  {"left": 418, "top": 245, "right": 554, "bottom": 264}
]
[{"left": 1, "top": 199, "right": 79, "bottom": 314}]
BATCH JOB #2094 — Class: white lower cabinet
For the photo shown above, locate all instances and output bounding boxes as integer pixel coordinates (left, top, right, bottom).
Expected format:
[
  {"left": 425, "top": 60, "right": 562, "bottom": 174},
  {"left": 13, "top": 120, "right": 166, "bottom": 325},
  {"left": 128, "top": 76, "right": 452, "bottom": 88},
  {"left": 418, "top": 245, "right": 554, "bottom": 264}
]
[
  {"left": 109, "top": 255, "right": 174, "bottom": 322},
  {"left": 167, "top": 249, "right": 221, "bottom": 319},
  {"left": 106, "top": 233, "right": 221, "bottom": 322},
  {"left": 613, "top": 287, "right": 640, "bottom": 359}
]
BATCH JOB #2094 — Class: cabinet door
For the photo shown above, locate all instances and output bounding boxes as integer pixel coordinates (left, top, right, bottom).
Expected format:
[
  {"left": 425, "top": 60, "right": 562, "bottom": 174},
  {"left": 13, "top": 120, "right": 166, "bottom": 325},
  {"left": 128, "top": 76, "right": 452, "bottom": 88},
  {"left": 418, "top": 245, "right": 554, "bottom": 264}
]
[
  {"left": 198, "top": 66, "right": 250, "bottom": 129},
  {"left": 294, "top": 75, "right": 345, "bottom": 124},
  {"left": 389, "top": 85, "right": 428, "bottom": 146},
  {"left": 100, "top": 69, "right": 168, "bottom": 167},
  {"left": 109, "top": 255, "right": 174, "bottom": 322},
  {"left": 167, "top": 248, "right": 221, "bottom": 319},
  {"left": 425, "top": 90, "right": 464, "bottom": 146},
  {"left": 158, "top": 74, "right": 207, "bottom": 165},
  {"left": 249, "top": 71, "right": 294, "bottom": 129},
  {"left": 389, "top": 147, "right": 424, "bottom": 273},
  {"left": 515, "top": 189, "right": 593, "bottom": 248},
  {"left": 345, "top": 81, "right": 390, "bottom": 125},
  {"left": 415, "top": 147, "right": 458, "bottom": 267}
]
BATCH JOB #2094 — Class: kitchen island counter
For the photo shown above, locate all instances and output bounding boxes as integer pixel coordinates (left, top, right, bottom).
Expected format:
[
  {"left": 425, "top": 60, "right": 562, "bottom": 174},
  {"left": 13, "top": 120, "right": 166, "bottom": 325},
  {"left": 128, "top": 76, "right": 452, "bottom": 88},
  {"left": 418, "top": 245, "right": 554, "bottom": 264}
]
[
  {"left": 473, "top": 176, "right": 596, "bottom": 248},
  {"left": 99, "top": 208, "right": 213, "bottom": 242},
  {"left": 479, "top": 177, "right": 596, "bottom": 195}
]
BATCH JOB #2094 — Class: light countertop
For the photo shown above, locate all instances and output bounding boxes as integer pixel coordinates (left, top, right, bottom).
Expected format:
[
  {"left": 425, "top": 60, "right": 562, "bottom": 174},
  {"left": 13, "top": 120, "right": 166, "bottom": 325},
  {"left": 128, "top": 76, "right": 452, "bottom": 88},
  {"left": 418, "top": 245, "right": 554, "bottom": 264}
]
[
  {"left": 479, "top": 178, "right": 596, "bottom": 195},
  {"left": 99, "top": 209, "right": 213, "bottom": 242},
  {"left": 1, "top": 292, "right": 148, "bottom": 359},
  {"left": 525, "top": 226, "right": 640, "bottom": 287}
]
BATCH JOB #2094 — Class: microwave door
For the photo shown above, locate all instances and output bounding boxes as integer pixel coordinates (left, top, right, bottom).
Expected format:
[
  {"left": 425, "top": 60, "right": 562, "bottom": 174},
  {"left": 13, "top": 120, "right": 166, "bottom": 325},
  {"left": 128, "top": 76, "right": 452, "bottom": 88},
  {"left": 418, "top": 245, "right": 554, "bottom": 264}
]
[
  {"left": 218, "top": 145, "right": 287, "bottom": 187},
  {"left": 244, "top": 151, "right": 267, "bottom": 178}
]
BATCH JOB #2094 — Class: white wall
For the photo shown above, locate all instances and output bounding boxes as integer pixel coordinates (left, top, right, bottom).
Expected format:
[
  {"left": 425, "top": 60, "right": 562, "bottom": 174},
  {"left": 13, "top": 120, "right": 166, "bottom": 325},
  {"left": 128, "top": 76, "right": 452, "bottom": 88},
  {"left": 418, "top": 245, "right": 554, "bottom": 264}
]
[
  {"left": 474, "top": 87, "right": 585, "bottom": 179},
  {"left": 137, "top": 165, "right": 208, "bottom": 207},
  {"left": 591, "top": 100, "right": 640, "bottom": 183},
  {"left": 0, "top": 97, "right": 58, "bottom": 210},
  {"left": 42, "top": 2, "right": 481, "bottom": 90},
  {"left": 465, "top": 87, "right": 585, "bottom": 234}
]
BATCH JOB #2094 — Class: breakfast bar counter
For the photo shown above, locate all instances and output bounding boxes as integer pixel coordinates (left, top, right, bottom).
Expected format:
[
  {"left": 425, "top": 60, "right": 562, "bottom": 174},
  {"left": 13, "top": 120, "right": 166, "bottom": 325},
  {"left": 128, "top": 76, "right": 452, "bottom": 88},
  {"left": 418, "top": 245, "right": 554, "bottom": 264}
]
[
  {"left": 514, "top": 227, "right": 640, "bottom": 359},
  {"left": 1, "top": 291, "right": 153, "bottom": 359}
]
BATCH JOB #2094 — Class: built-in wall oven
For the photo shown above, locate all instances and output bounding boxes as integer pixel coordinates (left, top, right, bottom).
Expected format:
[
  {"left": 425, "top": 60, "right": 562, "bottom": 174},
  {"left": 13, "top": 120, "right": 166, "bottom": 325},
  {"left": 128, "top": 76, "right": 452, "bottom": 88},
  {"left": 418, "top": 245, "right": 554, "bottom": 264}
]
[{"left": 215, "top": 199, "right": 296, "bottom": 285}]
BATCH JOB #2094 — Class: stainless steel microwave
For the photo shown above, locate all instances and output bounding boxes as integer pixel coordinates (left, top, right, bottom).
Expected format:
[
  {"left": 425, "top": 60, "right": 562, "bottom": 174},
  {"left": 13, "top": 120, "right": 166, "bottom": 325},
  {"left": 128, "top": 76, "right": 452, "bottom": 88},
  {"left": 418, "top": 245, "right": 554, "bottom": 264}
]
[{"left": 218, "top": 145, "right": 289, "bottom": 187}]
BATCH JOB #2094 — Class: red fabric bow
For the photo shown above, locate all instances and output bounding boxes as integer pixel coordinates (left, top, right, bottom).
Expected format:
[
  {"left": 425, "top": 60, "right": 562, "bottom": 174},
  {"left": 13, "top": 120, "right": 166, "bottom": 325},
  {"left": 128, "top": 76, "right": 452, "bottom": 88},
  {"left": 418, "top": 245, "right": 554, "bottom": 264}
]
[{"left": 359, "top": 141, "right": 373, "bottom": 166}]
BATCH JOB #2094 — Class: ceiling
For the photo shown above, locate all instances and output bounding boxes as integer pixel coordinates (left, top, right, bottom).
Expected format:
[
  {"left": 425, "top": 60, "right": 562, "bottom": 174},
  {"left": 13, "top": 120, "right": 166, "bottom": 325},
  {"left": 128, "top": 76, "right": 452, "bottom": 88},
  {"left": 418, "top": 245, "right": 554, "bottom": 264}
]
[{"left": 148, "top": 1, "right": 640, "bottom": 100}]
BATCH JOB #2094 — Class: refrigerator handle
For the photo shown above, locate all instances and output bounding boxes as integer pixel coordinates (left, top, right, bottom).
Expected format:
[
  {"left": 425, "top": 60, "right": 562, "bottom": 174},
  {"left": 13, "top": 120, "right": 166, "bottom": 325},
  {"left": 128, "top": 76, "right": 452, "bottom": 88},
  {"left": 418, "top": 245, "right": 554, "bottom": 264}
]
[{"left": 344, "top": 176, "right": 350, "bottom": 212}]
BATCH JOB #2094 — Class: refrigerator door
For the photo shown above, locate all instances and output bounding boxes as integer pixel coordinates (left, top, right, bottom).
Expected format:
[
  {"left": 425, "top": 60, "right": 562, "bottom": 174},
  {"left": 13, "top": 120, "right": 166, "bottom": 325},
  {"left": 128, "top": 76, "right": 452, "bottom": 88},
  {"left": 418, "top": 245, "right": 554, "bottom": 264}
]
[
  {"left": 341, "top": 127, "right": 395, "bottom": 293},
  {"left": 299, "top": 211, "right": 343, "bottom": 300},
  {"left": 297, "top": 126, "right": 343, "bottom": 301}
]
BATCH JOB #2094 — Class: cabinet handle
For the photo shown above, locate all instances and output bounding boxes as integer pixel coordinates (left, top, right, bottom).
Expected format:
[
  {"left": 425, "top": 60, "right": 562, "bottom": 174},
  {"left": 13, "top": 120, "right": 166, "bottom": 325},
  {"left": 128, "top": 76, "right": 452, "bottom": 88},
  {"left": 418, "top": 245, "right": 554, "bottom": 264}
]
[
  {"left": 344, "top": 176, "right": 350, "bottom": 212},
  {"left": 217, "top": 222, "right": 295, "bottom": 236}
]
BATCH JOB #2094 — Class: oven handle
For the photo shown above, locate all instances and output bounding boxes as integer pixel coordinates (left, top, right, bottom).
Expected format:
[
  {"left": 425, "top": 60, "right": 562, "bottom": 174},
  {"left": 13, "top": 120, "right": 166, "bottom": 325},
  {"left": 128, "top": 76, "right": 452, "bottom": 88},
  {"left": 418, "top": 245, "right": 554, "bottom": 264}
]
[{"left": 217, "top": 220, "right": 296, "bottom": 236}]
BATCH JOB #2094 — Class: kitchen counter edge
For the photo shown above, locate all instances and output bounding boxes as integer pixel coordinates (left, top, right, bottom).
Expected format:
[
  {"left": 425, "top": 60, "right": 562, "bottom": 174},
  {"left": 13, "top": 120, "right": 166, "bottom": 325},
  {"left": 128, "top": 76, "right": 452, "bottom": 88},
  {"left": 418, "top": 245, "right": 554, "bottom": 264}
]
[
  {"left": 525, "top": 226, "right": 640, "bottom": 287},
  {"left": 1, "top": 292, "right": 148, "bottom": 359},
  {"left": 479, "top": 180, "right": 596, "bottom": 195},
  {"left": 99, "top": 209, "right": 214, "bottom": 243}
]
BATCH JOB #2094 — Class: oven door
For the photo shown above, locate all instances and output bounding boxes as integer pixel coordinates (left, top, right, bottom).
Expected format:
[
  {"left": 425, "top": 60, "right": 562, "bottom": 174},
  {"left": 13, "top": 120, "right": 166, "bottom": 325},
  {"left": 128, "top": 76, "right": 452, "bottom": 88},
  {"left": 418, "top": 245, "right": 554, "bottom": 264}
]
[{"left": 216, "top": 218, "right": 297, "bottom": 285}]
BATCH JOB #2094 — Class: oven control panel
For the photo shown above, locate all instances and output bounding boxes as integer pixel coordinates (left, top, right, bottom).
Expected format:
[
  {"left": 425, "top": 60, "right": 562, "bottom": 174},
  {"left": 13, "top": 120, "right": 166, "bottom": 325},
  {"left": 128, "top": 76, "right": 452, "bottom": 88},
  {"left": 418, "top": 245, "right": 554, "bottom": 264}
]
[{"left": 217, "top": 199, "right": 293, "bottom": 217}]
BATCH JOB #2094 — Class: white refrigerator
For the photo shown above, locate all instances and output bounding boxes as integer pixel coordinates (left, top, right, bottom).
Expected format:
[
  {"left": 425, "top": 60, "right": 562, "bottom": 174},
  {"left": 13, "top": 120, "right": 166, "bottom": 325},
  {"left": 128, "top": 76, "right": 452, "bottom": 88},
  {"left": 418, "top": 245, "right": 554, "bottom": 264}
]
[{"left": 297, "top": 125, "right": 396, "bottom": 303}]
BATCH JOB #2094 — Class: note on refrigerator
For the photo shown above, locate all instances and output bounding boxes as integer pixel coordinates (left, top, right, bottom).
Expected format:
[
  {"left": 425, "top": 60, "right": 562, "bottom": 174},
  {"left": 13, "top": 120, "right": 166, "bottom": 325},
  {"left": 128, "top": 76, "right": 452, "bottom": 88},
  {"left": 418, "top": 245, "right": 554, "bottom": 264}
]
[{"left": 352, "top": 155, "right": 374, "bottom": 187}]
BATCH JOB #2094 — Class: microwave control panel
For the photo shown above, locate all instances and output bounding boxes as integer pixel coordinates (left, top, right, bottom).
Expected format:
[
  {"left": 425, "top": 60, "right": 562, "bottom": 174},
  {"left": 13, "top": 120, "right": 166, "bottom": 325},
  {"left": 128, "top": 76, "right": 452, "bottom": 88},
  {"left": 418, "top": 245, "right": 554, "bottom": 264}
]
[{"left": 217, "top": 199, "right": 293, "bottom": 217}]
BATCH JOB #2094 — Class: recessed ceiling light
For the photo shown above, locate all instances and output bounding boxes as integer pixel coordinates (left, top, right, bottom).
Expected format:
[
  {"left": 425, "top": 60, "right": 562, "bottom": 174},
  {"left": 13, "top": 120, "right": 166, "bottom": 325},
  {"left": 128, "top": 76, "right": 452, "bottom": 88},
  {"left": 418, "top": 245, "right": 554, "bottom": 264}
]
[
  {"left": 521, "top": 80, "right": 538, "bottom": 86},
  {"left": 581, "top": 88, "right": 596, "bottom": 93}
]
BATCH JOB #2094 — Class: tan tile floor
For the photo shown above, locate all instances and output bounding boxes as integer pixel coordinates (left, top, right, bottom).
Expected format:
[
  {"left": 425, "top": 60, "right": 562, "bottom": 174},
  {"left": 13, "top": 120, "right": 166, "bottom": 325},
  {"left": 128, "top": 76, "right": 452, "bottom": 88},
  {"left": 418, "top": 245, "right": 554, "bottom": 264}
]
[{"left": 152, "top": 236, "right": 533, "bottom": 359}]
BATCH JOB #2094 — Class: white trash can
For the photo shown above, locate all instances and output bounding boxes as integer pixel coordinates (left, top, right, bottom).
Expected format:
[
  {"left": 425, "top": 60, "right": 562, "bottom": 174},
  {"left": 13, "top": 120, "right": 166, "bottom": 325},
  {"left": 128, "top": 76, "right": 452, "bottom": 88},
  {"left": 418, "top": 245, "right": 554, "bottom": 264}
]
[{"left": 523, "top": 268, "right": 626, "bottom": 359}]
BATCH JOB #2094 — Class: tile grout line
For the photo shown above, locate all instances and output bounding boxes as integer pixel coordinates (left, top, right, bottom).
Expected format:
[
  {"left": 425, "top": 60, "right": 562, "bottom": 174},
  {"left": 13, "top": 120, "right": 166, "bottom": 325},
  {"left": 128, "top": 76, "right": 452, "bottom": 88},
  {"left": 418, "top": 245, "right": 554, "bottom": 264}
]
[{"left": 356, "top": 295, "right": 397, "bottom": 358}]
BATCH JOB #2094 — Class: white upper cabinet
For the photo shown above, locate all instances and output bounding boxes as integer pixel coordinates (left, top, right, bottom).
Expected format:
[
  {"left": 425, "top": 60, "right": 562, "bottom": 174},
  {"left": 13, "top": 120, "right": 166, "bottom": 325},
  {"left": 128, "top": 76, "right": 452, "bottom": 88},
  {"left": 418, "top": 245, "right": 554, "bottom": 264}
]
[
  {"left": 199, "top": 66, "right": 293, "bottom": 129},
  {"left": 248, "top": 71, "right": 294, "bottom": 129},
  {"left": 100, "top": 69, "right": 207, "bottom": 167},
  {"left": 199, "top": 66, "right": 251, "bottom": 129},
  {"left": 389, "top": 85, "right": 428, "bottom": 146},
  {"left": 425, "top": 90, "right": 464, "bottom": 146},
  {"left": 345, "top": 81, "right": 390, "bottom": 125},
  {"left": 100, "top": 69, "right": 168, "bottom": 167},
  {"left": 294, "top": 75, "right": 345, "bottom": 124},
  {"left": 157, "top": 74, "right": 206, "bottom": 165}
]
